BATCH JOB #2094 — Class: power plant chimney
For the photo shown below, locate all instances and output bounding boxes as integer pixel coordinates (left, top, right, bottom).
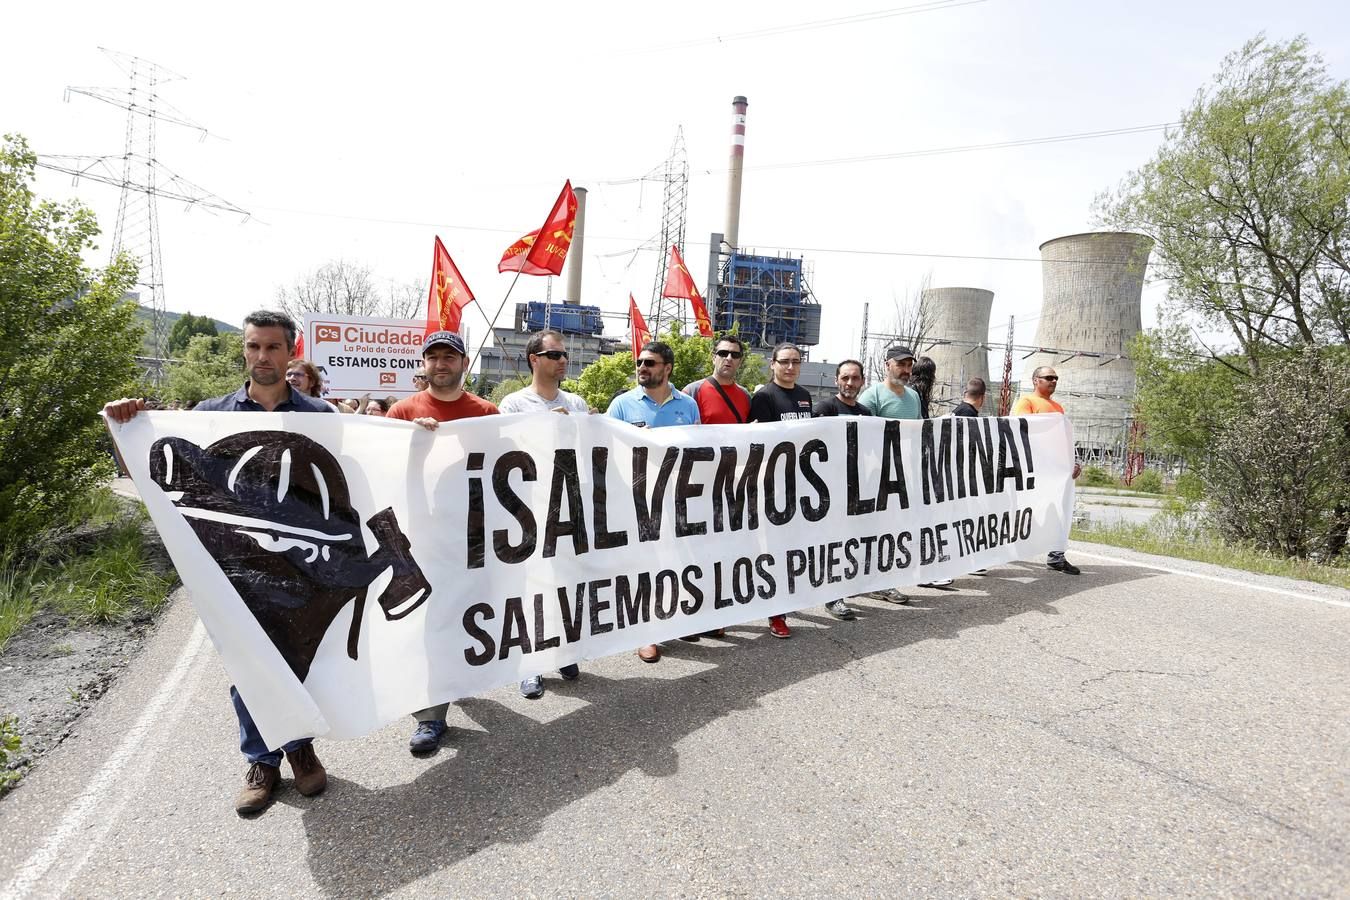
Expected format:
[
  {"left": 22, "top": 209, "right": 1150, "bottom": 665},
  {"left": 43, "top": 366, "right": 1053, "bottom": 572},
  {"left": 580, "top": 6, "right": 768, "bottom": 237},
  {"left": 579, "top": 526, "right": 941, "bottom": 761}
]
[
  {"left": 724, "top": 96, "right": 748, "bottom": 251},
  {"left": 564, "top": 186, "right": 587, "bottom": 305}
]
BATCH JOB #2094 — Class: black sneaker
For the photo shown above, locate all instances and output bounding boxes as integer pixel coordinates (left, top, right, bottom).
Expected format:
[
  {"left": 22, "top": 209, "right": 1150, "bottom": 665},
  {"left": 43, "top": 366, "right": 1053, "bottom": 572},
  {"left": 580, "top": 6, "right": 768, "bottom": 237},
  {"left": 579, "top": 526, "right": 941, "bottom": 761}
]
[
  {"left": 825, "top": 599, "right": 856, "bottom": 620},
  {"left": 1048, "top": 559, "right": 1081, "bottom": 575},
  {"left": 409, "top": 719, "right": 447, "bottom": 755}
]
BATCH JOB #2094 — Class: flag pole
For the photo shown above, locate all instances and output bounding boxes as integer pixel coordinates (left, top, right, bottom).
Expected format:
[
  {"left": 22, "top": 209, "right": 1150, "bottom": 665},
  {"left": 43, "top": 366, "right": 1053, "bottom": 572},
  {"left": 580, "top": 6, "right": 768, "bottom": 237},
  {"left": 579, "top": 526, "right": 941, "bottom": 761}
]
[{"left": 468, "top": 266, "right": 526, "bottom": 379}]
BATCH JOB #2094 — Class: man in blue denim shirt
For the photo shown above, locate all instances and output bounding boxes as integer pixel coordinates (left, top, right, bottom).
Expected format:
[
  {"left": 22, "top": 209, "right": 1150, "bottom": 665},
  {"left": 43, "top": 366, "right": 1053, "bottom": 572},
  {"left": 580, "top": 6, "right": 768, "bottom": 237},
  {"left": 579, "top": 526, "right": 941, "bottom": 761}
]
[{"left": 105, "top": 310, "right": 331, "bottom": 816}]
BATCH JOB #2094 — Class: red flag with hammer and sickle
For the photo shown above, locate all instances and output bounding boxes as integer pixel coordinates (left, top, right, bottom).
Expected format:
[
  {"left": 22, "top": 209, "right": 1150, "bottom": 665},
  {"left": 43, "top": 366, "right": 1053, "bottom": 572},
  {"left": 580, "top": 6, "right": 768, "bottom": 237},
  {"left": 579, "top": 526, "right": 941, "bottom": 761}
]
[
  {"left": 661, "top": 244, "right": 714, "bottom": 337},
  {"left": 425, "top": 236, "right": 476, "bottom": 335},
  {"left": 498, "top": 181, "right": 578, "bottom": 277},
  {"left": 629, "top": 294, "right": 652, "bottom": 359}
]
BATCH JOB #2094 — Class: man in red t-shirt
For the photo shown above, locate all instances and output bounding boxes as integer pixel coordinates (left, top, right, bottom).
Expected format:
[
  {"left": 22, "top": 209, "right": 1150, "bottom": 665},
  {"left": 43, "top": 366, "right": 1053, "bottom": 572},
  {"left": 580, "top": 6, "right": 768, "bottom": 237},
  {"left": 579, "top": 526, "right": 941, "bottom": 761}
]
[
  {"left": 387, "top": 331, "right": 497, "bottom": 427},
  {"left": 388, "top": 331, "right": 497, "bottom": 755},
  {"left": 683, "top": 334, "right": 752, "bottom": 425}
]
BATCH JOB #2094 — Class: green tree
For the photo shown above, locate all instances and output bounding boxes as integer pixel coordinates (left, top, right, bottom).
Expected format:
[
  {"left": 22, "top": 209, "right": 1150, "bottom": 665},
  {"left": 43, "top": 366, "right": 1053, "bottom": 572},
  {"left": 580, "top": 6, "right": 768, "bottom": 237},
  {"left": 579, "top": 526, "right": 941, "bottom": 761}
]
[
  {"left": 1128, "top": 327, "right": 1246, "bottom": 469},
  {"left": 162, "top": 333, "right": 244, "bottom": 406},
  {"left": 166, "top": 312, "right": 218, "bottom": 357},
  {"left": 0, "top": 135, "right": 143, "bottom": 556},
  {"left": 1097, "top": 35, "right": 1350, "bottom": 374},
  {"left": 565, "top": 325, "right": 767, "bottom": 412}
]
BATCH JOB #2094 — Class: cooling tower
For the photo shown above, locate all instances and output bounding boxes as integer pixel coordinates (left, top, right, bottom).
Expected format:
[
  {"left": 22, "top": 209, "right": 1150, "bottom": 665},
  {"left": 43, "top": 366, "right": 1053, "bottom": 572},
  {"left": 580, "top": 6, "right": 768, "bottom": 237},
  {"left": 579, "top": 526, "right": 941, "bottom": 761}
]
[
  {"left": 1022, "top": 232, "right": 1152, "bottom": 434},
  {"left": 919, "top": 287, "right": 994, "bottom": 413}
]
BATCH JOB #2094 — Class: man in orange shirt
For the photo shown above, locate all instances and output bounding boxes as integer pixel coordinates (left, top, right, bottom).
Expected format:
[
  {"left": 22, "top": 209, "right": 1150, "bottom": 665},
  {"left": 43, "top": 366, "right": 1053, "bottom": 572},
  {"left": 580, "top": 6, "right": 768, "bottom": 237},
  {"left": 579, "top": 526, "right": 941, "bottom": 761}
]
[
  {"left": 1013, "top": 366, "right": 1083, "bottom": 575},
  {"left": 388, "top": 331, "right": 498, "bottom": 753}
]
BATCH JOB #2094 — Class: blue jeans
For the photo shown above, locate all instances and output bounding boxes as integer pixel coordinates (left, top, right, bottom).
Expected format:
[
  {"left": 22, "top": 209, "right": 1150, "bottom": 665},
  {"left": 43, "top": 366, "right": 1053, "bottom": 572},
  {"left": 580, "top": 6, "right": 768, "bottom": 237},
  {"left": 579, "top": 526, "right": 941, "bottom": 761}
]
[{"left": 231, "top": 685, "right": 311, "bottom": 768}]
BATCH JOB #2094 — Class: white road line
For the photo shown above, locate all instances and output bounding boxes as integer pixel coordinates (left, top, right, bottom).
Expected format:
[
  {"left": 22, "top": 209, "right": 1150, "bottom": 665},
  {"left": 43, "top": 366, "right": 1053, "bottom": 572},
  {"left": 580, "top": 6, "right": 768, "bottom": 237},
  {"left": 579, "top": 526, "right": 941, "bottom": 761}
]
[
  {"left": 3, "top": 620, "right": 208, "bottom": 899},
  {"left": 1071, "top": 549, "right": 1350, "bottom": 608}
]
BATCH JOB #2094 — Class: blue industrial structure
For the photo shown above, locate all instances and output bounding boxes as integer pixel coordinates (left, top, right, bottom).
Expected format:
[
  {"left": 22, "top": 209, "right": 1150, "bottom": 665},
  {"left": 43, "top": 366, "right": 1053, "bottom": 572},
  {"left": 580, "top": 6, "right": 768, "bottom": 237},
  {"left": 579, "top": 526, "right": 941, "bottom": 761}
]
[
  {"left": 518, "top": 301, "right": 605, "bottom": 336},
  {"left": 713, "top": 251, "right": 821, "bottom": 351}
]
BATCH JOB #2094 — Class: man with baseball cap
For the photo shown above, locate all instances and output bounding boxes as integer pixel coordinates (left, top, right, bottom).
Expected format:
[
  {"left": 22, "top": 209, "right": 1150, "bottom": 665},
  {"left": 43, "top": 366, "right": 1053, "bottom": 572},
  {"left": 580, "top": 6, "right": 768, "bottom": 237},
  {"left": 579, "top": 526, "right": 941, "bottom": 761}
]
[
  {"left": 387, "top": 330, "right": 499, "bottom": 753},
  {"left": 856, "top": 346, "right": 949, "bottom": 596}
]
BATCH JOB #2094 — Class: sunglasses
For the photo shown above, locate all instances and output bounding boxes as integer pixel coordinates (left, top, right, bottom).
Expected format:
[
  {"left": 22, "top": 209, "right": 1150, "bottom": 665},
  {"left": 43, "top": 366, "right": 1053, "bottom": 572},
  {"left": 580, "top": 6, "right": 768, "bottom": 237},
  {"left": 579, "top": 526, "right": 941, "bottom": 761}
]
[
  {"left": 714, "top": 349, "right": 743, "bottom": 359},
  {"left": 774, "top": 358, "right": 802, "bottom": 366},
  {"left": 636, "top": 358, "right": 664, "bottom": 369},
  {"left": 284, "top": 371, "right": 307, "bottom": 380},
  {"left": 1038, "top": 375, "right": 1059, "bottom": 382},
  {"left": 534, "top": 349, "right": 569, "bottom": 361}
]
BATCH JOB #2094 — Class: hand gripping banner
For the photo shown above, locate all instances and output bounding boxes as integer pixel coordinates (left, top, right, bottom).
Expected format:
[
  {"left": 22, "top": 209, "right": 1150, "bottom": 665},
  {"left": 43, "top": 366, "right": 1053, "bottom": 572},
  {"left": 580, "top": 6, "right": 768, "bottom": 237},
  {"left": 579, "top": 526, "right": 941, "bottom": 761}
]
[{"left": 108, "top": 412, "right": 1075, "bottom": 748}]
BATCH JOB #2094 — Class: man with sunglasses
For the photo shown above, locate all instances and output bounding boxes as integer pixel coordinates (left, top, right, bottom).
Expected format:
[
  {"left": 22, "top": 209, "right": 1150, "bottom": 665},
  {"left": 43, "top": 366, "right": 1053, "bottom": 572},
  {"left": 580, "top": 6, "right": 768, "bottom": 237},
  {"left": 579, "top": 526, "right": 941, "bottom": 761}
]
[
  {"left": 1013, "top": 366, "right": 1083, "bottom": 574},
  {"left": 498, "top": 330, "right": 588, "bottom": 696},
  {"left": 748, "top": 342, "right": 814, "bottom": 639},
  {"left": 498, "top": 330, "right": 590, "bottom": 417},
  {"left": 607, "top": 340, "right": 700, "bottom": 662},
  {"left": 683, "top": 334, "right": 752, "bottom": 425}
]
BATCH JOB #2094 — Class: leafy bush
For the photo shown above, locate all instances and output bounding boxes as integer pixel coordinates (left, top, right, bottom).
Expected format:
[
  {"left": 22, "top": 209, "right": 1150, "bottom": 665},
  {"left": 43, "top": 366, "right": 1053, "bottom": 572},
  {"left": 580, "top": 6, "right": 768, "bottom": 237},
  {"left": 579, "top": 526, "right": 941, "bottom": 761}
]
[
  {"left": 1130, "top": 469, "right": 1164, "bottom": 494},
  {"left": 1079, "top": 466, "right": 1117, "bottom": 487},
  {"left": 488, "top": 376, "right": 531, "bottom": 406},
  {"left": 0, "top": 135, "right": 143, "bottom": 558},
  {"left": 0, "top": 715, "right": 21, "bottom": 796},
  {"left": 1204, "top": 349, "right": 1350, "bottom": 558},
  {"left": 1174, "top": 471, "right": 1205, "bottom": 501}
]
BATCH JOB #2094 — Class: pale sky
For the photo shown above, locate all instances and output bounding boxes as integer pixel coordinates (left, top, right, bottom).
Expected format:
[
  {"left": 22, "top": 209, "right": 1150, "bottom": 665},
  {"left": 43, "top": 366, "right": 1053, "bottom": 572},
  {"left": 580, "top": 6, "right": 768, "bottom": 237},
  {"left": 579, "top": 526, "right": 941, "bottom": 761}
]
[{"left": 5, "top": 0, "right": 1347, "bottom": 374}]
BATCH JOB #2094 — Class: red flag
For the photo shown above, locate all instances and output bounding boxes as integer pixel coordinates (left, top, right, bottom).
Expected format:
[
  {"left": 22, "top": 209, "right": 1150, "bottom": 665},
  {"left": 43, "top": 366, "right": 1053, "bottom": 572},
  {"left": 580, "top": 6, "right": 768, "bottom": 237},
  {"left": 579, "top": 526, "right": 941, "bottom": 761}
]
[
  {"left": 498, "top": 181, "right": 578, "bottom": 277},
  {"left": 294, "top": 333, "right": 305, "bottom": 359},
  {"left": 425, "top": 236, "right": 476, "bottom": 335},
  {"left": 629, "top": 294, "right": 652, "bottom": 359},
  {"left": 661, "top": 245, "right": 714, "bottom": 337}
]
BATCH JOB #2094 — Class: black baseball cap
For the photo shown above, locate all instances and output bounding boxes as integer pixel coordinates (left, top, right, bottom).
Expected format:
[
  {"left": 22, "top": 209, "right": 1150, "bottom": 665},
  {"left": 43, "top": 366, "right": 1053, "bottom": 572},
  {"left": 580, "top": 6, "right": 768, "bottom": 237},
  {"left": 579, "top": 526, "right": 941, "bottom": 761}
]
[
  {"left": 885, "top": 345, "right": 915, "bottom": 362},
  {"left": 421, "top": 331, "right": 466, "bottom": 357}
]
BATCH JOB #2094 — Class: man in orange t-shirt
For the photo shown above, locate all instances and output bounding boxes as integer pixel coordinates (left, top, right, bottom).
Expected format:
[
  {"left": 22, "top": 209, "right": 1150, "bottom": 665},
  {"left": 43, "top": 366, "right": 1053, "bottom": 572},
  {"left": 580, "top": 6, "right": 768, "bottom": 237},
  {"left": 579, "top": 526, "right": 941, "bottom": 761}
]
[
  {"left": 1013, "top": 366, "right": 1082, "bottom": 575},
  {"left": 387, "top": 331, "right": 497, "bottom": 755}
]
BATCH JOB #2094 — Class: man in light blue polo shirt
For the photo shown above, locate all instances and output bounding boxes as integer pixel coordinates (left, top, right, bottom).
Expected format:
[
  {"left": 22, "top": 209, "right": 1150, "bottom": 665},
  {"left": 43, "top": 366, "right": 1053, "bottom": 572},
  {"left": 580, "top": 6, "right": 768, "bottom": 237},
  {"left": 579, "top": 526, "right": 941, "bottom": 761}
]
[
  {"left": 606, "top": 340, "right": 701, "bottom": 429},
  {"left": 606, "top": 340, "right": 699, "bottom": 662}
]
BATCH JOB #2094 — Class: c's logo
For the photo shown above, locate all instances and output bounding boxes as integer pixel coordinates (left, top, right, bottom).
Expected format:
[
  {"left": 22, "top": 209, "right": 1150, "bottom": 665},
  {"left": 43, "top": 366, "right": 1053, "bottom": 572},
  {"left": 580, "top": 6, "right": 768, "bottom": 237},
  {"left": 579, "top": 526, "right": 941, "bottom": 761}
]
[
  {"left": 315, "top": 325, "right": 341, "bottom": 343},
  {"left": 379, "top": 372, "right": 397, "bottom": 386}
]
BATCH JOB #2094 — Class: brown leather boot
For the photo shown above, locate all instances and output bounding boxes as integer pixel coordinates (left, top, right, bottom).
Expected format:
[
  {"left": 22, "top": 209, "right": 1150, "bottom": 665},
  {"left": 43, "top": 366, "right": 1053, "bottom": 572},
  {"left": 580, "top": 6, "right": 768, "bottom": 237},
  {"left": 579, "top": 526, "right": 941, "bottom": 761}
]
[
  {"left": 285, "top": 744, "right": 328, "bottom": 797},
  {"left": 235, "top": 762, "right": 280, "bottom": 815}
]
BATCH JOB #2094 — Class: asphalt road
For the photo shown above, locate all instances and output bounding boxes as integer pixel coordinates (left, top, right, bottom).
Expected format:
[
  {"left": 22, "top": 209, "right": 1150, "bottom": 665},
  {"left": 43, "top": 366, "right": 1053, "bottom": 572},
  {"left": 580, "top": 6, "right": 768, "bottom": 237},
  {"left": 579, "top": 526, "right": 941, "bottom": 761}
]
[{"left": 1, "top": 543, "right": 1346, "bottom": 898}]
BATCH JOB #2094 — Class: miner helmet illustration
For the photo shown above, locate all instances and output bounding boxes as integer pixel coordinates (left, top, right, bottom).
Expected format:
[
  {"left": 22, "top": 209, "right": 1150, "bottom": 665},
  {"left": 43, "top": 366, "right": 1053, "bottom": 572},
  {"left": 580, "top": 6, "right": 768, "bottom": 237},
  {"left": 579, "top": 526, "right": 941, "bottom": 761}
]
[{"left": 149, "top": 431, "right": 431, "bottom": 682}]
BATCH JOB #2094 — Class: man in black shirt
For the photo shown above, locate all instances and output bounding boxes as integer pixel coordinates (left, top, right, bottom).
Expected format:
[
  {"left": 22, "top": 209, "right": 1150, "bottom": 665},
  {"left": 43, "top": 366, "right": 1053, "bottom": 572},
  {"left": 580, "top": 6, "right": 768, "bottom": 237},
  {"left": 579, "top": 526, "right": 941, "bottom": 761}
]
[
  {"left": 812, "top": 358, "right": 873, "bottom": 418},
  {"left": 810, "top": 359, "right": 872, "bottom": 619},
  {"left": 952, "top": 377, "right": 985, "bottom": 417},
  {"left": 749, "top": 342, "right": 813, "bottom": 638}
]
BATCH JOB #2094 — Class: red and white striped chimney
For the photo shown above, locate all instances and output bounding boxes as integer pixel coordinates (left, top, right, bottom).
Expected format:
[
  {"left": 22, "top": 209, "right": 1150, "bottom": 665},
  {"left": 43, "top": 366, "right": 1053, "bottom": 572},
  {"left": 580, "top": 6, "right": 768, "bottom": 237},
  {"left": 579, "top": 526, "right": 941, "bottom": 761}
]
[{"left": 724, "top": 95, "right": 748, "bottom": 251}]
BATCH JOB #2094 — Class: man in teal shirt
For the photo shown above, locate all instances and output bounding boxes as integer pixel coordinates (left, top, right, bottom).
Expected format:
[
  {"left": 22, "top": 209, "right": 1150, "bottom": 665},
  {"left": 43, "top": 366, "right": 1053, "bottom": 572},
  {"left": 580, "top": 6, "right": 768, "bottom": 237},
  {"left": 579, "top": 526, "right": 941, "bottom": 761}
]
[
  {"left": 858, "top": 345, "right": 921, "bottom": 418},
  {"left": 857, "top": 346, "right": 949, "bottom": 595}
]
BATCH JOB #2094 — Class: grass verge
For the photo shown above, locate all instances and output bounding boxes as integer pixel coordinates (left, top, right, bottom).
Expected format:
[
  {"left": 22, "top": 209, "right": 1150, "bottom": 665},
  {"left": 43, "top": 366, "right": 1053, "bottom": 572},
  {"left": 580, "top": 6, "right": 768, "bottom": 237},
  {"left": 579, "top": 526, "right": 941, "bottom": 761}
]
[
  {"left": 1072, "top": 520, "right": 1350, "bottom": 591},
  {"left": 0, "top": 488, "right": 175, "bottom": 652}
]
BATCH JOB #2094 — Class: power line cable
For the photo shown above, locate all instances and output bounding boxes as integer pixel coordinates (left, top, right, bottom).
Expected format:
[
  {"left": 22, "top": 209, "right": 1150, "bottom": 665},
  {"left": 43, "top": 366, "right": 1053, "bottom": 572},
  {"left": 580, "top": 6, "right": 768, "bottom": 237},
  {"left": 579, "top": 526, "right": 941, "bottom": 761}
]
[{"left": 626, "top": 0, "right": 989, "bottom": 54}]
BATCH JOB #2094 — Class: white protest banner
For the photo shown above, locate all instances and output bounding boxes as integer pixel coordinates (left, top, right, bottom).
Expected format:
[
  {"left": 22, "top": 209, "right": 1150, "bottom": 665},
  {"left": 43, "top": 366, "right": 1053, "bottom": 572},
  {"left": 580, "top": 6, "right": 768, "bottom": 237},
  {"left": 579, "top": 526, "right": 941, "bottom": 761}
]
[
  {"left": 108, "top": 411, "right": 1074, "bottom": 748},
  {"left": 302, "top": 314, "right": 426, "bottom": 399}
]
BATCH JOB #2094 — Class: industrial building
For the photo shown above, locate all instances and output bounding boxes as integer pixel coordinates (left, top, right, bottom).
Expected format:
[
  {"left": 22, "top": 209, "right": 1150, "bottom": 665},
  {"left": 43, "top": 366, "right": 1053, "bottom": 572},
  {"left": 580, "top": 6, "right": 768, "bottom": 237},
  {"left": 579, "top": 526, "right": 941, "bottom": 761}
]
[
  {"left": 1021, "top": 232, "right": 1153, "bottom": 443},
  {"left": 918, "top": 287, "right": 994, "bottom": 414}
]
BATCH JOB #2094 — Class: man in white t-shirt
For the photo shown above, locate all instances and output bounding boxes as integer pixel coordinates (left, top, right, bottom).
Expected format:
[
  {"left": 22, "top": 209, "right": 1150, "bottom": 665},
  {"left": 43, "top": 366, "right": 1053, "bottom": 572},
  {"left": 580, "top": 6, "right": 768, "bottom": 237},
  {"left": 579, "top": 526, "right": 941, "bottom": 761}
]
[
  {"left": 497, "top": 330, "right": 592, "bottom": 698},
  {"left": 498, "top": 329, "right": 591, "bottom": 416}
]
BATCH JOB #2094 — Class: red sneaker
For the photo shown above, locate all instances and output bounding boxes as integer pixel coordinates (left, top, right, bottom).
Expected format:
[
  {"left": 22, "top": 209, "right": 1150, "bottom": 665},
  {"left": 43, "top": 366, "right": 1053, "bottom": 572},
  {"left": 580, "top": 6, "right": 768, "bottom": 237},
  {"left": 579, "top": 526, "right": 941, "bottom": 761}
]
[{"left": 768, "top": 615, "right": 791, "bottom": 639}]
